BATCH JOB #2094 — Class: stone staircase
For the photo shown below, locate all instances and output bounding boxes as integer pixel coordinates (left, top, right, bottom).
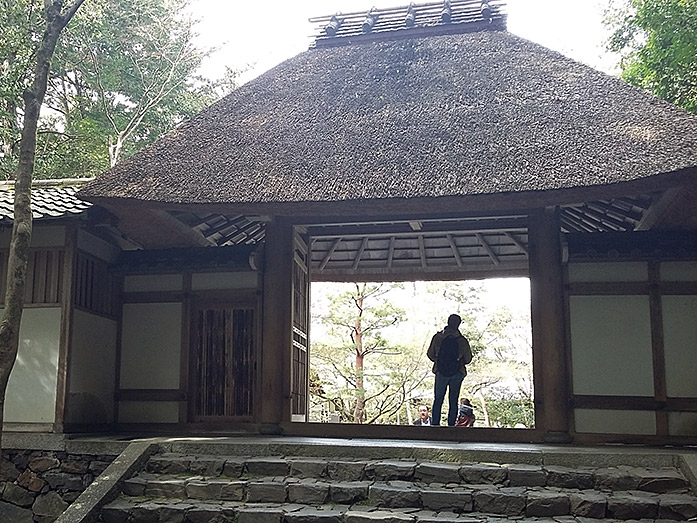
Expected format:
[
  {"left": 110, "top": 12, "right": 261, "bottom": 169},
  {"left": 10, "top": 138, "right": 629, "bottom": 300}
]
[{"left": 98, "top": 444, "right": 697, "bottom": 522}]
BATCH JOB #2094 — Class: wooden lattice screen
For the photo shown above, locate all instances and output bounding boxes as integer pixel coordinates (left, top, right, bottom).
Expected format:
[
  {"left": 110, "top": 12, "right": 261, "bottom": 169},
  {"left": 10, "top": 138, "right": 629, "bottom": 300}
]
[
  {"left": 195, "top": 307, "right": 255, "bottom": 418},
  {"left": 291, "top": 233, "right": 309, "bottom": 418},
  {"left": 0, "top": 249, "right": 64, "bottom": 305},
  {"left": 74, "top": 252, "right": 119, "bottom": 317}
]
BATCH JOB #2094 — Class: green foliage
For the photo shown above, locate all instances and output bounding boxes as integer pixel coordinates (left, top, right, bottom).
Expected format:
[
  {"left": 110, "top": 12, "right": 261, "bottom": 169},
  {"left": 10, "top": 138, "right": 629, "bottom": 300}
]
[
  {"left": 480, "top": 389, "right": 535, "bottom": 428},
  {"left": 607, "top": 0, "right": 697, "bottom": 113},
  {"left": 1, "top": 0, "right": 233, "bottom": 180}
]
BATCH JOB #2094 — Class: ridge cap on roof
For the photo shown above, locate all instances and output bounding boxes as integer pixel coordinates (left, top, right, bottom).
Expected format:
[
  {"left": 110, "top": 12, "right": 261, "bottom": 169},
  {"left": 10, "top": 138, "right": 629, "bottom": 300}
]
[{"left": 0, "top": 177, "right": 95, "bottom": 191}]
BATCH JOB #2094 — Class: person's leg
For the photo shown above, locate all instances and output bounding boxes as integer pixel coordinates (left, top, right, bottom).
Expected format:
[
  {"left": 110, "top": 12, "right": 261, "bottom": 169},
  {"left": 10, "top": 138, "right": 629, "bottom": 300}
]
[
  {"left": 446, "top": 373, "right": 465, "bottom": 426},
  {"left": 431, "top": 372, "right": 447, "bottom": 426}
]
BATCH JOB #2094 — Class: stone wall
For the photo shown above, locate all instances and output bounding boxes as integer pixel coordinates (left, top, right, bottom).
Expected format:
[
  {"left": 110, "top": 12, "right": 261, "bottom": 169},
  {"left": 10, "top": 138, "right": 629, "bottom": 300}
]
[{"left": 1, "top": 449, "right": 116, "bottom": 523}]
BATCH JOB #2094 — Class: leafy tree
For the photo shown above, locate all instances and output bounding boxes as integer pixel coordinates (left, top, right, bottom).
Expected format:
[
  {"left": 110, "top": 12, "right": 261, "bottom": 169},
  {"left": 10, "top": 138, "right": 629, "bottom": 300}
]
[
  {"left": 606, "top": 0, "right": 697, "bottom": 113},
  {"left": 0, "top": 0, "right": 85, "bottom": 453},
  {"left": 311, "top": 282, "right": 418, "bottom": 423},
  {"left": 1, "top": 0, "right": 227, "bottom": 180}
]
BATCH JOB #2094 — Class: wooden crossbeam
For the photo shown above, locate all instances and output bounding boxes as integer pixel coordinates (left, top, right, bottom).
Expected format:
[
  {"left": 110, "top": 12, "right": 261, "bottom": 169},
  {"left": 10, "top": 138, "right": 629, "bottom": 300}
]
[
  {"left": 475, "top": 232, "right": 500, "bottom": 265},
  {"left": 353, "top": 237, "right": 369, "bottom": 269},
  {"left": 503, "top": 231, "right": 528, "bottom": 255},
  {"left": 387, "top": 236, "right": 396, "bottom": 269},
  {"left": 319, "top": 237, "right": 342, "bottom": 270},
  {"left": 446, "top": 234, "right": 463, "bottom": 267},
  {"left": 418, "top": 235, "right": 427, "bottom": 268}
]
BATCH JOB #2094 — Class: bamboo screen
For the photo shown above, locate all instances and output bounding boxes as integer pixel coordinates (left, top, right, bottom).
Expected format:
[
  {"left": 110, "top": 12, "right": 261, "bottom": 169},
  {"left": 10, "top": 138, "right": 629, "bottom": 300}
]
[{"left": 195, "top": 307, "right": 255, "bottom": 418}]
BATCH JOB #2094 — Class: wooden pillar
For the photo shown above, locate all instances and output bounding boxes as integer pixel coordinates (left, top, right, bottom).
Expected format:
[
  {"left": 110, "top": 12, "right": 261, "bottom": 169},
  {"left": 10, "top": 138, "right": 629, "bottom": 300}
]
[
  {"left": 260, "top": 218, "right": 293, "bottom": 433},
  {"left": 528, "top": 208, "right": 572, "bottom": 442}
]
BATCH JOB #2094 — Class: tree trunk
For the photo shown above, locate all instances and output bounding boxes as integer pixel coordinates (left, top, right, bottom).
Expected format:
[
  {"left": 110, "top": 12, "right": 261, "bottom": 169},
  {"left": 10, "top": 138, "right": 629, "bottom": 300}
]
[
  {"left": 353, "top": 287, "right": 366, "bottom": 423},
  {"left": 0, "top": 0, "right": 85, "bottom": 453}
]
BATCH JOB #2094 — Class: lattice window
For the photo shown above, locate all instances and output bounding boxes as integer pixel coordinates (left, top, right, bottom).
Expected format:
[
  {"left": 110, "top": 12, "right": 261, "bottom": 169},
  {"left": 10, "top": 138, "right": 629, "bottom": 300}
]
[{"left": 74, "top": 252, "right": 119, "bottom": 317}]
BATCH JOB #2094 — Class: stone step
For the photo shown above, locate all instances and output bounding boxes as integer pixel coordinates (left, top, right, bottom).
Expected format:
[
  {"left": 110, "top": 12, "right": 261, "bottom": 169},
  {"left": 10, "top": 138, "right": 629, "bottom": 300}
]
[
  {"left": 144, "top": 453, "right": 693, "bottom": 494},
  {"left": 100, "top": 494, "right": 697, "bottom": 523},
  {"left": 115, "top": 472, "right": 697, "bottom": 520}
]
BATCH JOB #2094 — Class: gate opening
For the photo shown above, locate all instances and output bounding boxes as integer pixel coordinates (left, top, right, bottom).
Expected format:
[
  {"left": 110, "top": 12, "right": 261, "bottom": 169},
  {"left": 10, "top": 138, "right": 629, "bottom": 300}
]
[{"left": 308, "top": 277, "right": 533, "bottom": 428}]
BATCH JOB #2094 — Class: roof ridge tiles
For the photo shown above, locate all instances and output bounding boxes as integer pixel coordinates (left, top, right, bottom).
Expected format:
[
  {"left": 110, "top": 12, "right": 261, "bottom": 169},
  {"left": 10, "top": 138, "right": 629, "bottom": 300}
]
[{"left": 311, "top": 0, "right": 506, "bottom": 47}]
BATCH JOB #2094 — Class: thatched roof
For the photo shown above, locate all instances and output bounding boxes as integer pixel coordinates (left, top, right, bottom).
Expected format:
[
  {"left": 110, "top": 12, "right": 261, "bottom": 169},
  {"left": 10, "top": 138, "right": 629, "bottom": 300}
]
[{"left": 81, "top": 29, "right": 697, "bottom": 215}]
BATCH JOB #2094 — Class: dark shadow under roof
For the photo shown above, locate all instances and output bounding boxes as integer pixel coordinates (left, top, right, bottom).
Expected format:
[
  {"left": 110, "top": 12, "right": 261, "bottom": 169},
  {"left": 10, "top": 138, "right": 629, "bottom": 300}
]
[{"left": 80, "top": 29, "right": 697, "bottom": 214}]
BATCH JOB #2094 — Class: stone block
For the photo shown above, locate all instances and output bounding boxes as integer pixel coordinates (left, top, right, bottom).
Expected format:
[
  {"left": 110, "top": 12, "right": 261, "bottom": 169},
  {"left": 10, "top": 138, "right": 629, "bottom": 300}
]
[
  {"left": 545, "top": 465, "right": 595, "bottom": 489},
  {"left": 636, "top": 468, "right": 690, "bottom": 493},
  {"left": 366, "top": 460, "right": 415, "bottom": 481},
  {"left": 245, "top": 457, "right": 289, "bottom": 477},
  {"left": 29, "top": 456, "right": 60, "bottom": 473},
  {"left": 246, "top": 480, "right": 287, "bottom": 502},
  {"left": 130, "top": 501, "right": 166, "bottom": 523},
  {"left": 327, "top": 460, "right": 366, "bottom": 481},
  {"left": 569, "top": 491, "right": 607, "bottom": 518},
  {"left": 2, "top": 482, "right": 35, "bottom": 507},
  {"left": 0, "top": 459, "right": 21, "bottom": 481},
  {"left": 60, "top": 459, "right": 89, "bottom": 474},
  {"left": 144, "top": 478, "right": 187, "bottom": 498},
  {"left": 525, "top": 490, "right": 570, "bottom": 516},
  {"left": 43, "top": 471, "right": 86, "bottom": 491},
  {"left": 594, "top": 467, "right": 640, "bottom": 491},
  {"left": 289, "top": 458, "right": 328, "bottom": 478},
  {"left": 220, "top": 480, "right": 247, "bottom": 501},
  {"left": 369, "top": 483, "right": 420, "bottom": 508},
  {"left": 606, "top": 492, "right": 659, "bottom": 519},
  {"left": 33, "top": 491, "right": 69, "bottom": 517},
  {"left": 284, "top": 506, "right": 344, "bottom": 522},
  {"left": 505, "top": 464, "right": 546, "bottom": 487},
  {"left": 222, "top": 457, "right": 246, "bottom": 478},
  {"left": 121, "top": 476, "right": 147, "bottom": 496},
  {"left": 237, "top": 506, "right": 284, "bottom": 523},
  {"left": 473, "top": 487, "right": 526, "bottom": 515},
  {"left": 459, "top": 464, "right": 507, "bottom": 484},
  {"left": 344, "top": 509, "right": 415, "bottom": 522},
  {"left": 420, "top": 487, "right": 472, "bottom": 511},
  {"left": 89, "top": 460, "right": 113, "bottom": 475},
  {"left": 100, "top": 499, "right": 133, "bottom": 523},
  {"left": 0, "top": 499, "right": 33, "bottom": 523},
  {"left": 184, "top": 504, "right": 236, "bottom": 523},
  {"left": 414, "top": 463, "right": 461, "bottom": 484},
  {"left": 287, "top": 479, "right": 330, "bottom": 504},
  {"left": 17, "top": 469, "right": 46, "bottom": 492},
  {"left": 658, "top": 493, "right": 697, "bottom": 520},
  {"left": 329, "top": 481, "right": 370, "bottom": 504},
  {"left": 185, "top": 479, "right": 224, "bottom": 500},
  {"left": 147, "top": 455, "right": 192, "bottom": 474},
  {"left": 189, "top": 457, "right": 225, "bottom": 477}
]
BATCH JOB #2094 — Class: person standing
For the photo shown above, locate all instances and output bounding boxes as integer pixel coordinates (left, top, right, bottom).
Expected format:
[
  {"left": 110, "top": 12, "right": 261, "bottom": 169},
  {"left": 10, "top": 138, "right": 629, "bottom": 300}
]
[{"left": 427, "top": 314, "right": 473, "bottom": 426}]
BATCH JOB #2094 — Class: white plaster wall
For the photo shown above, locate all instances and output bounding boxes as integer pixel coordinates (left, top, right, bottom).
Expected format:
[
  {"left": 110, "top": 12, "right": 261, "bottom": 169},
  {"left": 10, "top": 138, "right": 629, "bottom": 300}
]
[
  {"left": 120, "top": 303, "right": 181, "bottom": 389},
  {"left": 118, "top": 401, "right": 179, "bottom": 423},
  {"left": 574, "top": 408, "right": 656, "bottom": 435},
  {"left": 570, "top": 295, "right": 654, "bottom": 396},
  {"left": 4, "top": 308, "right": 61, "bottom": 423},
  {"left": 567, "top": 262, "right": 648, "bottom": 283},
  {"left": 67, "top": 309, "right": 117, "bottom": 423},
  {"left": 191, "top": 271, "right": 258, "bottom": 290},
  {"left": 124, "top": 274, "right": 183, "bottom": 293},
  {"left": 660, "top": 262, "right": 697, "bottom": 281},
  {"left": 668, "top": 412, "right": 697, "bottom": 436},
  {"left": 662, "top": 296, "right": 697, "bottom": 398}
]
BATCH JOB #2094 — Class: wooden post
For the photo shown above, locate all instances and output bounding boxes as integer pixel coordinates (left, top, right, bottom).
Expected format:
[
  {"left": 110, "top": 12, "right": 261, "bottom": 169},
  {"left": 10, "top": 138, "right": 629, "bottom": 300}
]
[
  {"left": 259, "top": 218, "right": 293, "bottom": 433},
  {"left": 528, "top": 208, "right": 571, "bottom": 442}
]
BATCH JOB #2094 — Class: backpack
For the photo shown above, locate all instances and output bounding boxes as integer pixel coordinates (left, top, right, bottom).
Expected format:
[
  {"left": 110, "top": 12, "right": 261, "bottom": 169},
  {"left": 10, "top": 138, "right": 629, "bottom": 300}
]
[{"left": 437, "top": 336, "right": 461, "bottom": 377}]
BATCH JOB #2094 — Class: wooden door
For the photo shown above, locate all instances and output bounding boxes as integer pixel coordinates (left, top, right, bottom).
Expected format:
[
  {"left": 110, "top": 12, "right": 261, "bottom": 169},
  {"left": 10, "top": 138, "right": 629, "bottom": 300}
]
[
  {"left": 193, "top": 304, "right": 255, "bottom": 421},
  {"left": 291, "top": 231, "right": 309, "bottom": 421}
]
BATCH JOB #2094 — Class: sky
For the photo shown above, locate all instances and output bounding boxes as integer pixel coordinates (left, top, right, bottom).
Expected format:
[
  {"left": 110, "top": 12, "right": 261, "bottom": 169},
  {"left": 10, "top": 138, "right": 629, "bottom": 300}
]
[{"left": 191, "top": 0, "right": 620, "bottom": 85}]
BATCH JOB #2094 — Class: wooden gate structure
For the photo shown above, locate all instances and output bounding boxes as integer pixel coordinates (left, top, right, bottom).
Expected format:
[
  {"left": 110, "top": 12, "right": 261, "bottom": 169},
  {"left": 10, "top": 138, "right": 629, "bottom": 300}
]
[{"left": 4, "top": 1, "right": 696, "bottom": 444}]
